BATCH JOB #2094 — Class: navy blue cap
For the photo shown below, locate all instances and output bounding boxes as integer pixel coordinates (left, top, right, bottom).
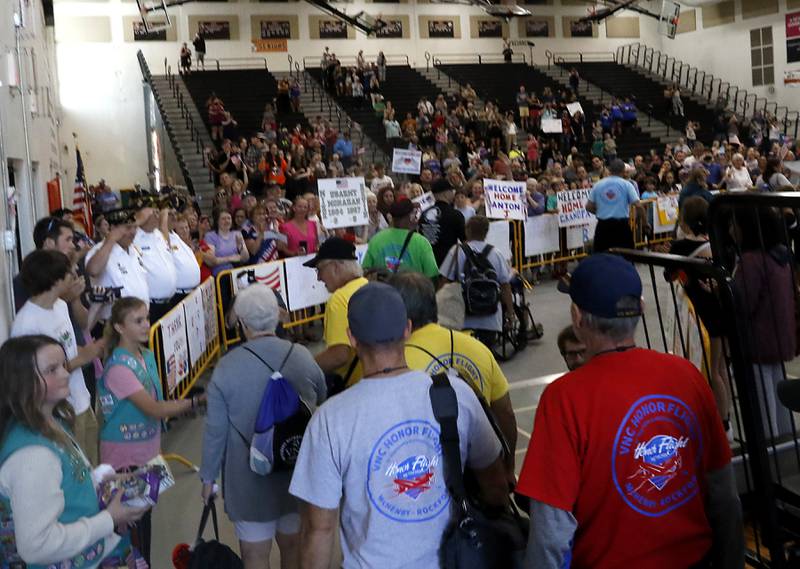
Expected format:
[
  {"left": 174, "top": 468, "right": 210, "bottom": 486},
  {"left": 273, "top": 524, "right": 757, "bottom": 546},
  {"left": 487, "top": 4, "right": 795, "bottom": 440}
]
[
  {"left": 567, "top": 254, "right": 642, "bottom": 318},
  {"left": 348, "top": 282, "right": 408, "bottom": 345}
]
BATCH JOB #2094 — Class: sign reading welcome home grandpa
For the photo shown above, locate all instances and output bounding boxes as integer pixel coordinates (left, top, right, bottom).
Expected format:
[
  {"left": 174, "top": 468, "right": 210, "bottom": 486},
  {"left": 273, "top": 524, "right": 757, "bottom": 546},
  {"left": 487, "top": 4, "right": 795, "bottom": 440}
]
[
  {"left": 483, "top": 179, "right": 526, "bottom": 221},
  {"left": 557, "top": 189, "right": 594, "bottom": 228}
]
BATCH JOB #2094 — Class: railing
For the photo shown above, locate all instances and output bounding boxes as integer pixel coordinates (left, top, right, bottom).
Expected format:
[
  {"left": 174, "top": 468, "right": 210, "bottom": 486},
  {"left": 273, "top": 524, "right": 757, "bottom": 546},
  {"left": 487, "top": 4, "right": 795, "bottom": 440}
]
[
  {"left": 204, "top": 57, "right": 269, "bottom": 71},
  {"left": 137, "top": 50, "right": 203, "bottom": 196},
  {"left": 618, "top": 41, "right": 800, "bottom": 136},
  {"left": 550, "top": 51, "right": 616, "bottom": 64},
  {"left": 302, "top": 53, "right": 410, "bottom": 69},
  {"left": 431, "top": 53, "right": 527, "bottom": 65}
]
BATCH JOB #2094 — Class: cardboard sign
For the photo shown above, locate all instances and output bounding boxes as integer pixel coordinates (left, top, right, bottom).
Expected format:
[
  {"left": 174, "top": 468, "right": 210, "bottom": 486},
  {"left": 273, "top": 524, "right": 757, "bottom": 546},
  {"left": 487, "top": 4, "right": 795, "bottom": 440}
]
[
  {"left": 486, "top": 221, "right": 512, "bottom": 261},
  {"left": 200, "top": 278, "right": 218, "bottom": 356},
  {"left": 557, "top": 189, "right": 594, "bottom": 228},
  {"left": 524, "top": 214, "right": 560, "bottom": 257},
  {"left": 160, "top": 308, "right": 189, "bottom": 394},
  {"left": 318, "top": 177, "right": 369, "bottom": 229},
  {"left": 566, "top": 217, "right": 598, "bottom": 249},
  {"left": 541, "top": 118, "right": 563, "bottom": 134},
  {"left": 284, "top": 254, "right": 330, "bottom": 311},
  {"left": 412, "top": 191, "right": 435, "bottom": 212},
  {"left": 483, "top": 179, "right": 526, "bottom": 221},
  {"left": 656, "top": 195, "right": 679, "bottom": 231},
  {"left": 232, "top": 260, "right": 287, "bottom": 306},
  {"left": 392, "top": 148, "right": 422, "bottom": 174},
  {"left": 183, "top": 288, "right": 207, "bottom": 367},
  {"left": 567, "top": 102, "right": 584, "bottom": 116}
]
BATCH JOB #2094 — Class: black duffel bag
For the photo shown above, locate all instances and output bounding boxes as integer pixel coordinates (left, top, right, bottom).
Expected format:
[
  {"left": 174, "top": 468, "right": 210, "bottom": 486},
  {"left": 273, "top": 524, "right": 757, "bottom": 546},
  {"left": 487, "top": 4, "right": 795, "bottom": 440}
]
[
  {"left": 429, "top": 373, "right": 529, "bottom": 569},
  {"left": 189, "top": 498, "right": 244, "bottom": 569}
]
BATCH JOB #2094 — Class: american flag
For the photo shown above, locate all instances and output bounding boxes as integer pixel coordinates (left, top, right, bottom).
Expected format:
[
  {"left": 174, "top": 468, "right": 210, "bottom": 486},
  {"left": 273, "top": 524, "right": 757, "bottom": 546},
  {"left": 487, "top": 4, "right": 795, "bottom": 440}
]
[{"left": 72, "top": 145, "right": 93, "bottom": 238}]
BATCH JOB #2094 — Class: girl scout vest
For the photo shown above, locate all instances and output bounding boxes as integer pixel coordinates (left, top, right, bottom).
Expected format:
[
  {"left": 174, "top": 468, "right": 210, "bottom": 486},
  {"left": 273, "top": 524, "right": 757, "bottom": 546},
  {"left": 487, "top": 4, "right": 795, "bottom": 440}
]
[
  {"left": 98, "top": 347, "right": 163, "bottom": 444},
  {"left": 0, "top": 423, "right": 106, "bottom": 569}
]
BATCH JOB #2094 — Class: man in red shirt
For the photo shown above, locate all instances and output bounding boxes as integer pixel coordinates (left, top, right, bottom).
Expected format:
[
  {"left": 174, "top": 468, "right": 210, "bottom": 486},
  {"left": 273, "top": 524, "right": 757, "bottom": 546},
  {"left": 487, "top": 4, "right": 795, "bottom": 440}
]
[{"left": 517, "top": 254, "right": 743, "bottom": 569}]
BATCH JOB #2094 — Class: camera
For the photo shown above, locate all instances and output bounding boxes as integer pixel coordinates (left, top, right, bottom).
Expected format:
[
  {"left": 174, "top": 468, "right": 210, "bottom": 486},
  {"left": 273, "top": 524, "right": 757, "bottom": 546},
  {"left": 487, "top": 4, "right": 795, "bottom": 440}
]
[{"left": 86, "top": 286, "right": 123, "bottom": 304}]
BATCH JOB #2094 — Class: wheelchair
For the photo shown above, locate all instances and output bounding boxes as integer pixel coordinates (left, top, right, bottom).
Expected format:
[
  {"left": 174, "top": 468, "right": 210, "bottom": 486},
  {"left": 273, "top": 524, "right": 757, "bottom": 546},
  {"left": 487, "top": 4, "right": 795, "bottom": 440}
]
[{"left": 476, "top": 275, "right": 544, "bottom": 362}]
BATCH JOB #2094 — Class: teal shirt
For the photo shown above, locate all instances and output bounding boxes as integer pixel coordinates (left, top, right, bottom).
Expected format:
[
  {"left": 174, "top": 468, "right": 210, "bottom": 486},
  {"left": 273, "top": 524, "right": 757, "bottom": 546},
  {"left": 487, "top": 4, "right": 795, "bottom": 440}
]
[
  {"left": 98, "top": 347, "right": 163, "bottom": 445},
  {"left": 362, "top": 228, "right": 440, "bottom": 278},
  {"left": 0, "top": 423, "right": 106, "bottom": 569}
]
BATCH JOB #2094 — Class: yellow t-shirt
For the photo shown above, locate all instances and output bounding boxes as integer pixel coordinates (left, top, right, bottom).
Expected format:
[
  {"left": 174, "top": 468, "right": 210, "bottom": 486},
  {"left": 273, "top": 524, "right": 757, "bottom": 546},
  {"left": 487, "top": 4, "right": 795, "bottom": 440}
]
[
  {"left": 323, "top": 276, "right": 368, "bottom": 384},
  {"left": 404, "top": 323, "right": 509, "bottom": 402}
]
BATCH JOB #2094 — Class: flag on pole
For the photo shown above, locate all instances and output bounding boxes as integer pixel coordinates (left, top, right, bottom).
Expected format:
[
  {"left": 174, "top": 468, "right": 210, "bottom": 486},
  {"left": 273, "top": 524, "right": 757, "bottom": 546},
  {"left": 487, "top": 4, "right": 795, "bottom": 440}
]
[{"left": 72, "top": 145, "right": 93, "bottom": 238}]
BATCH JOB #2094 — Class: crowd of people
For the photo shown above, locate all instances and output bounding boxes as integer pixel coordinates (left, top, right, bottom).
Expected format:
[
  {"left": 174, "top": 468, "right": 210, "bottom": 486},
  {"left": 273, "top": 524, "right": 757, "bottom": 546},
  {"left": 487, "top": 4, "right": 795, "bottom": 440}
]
[{"left": 1, "top": 49, "right": 800, "bottom": 569}]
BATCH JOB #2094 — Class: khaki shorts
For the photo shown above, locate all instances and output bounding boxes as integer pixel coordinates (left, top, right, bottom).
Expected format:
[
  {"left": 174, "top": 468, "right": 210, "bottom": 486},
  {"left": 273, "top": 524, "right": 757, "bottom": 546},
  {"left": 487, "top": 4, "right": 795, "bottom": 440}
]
[
  {"left": 234, "top": 514, "right": 301, "bottom": 542},
  {"left": 74, "top": 408, "right": 99, "bottom": 466},
  {"left": 519, "top": 106, "right": 530, "bottom": 118}
]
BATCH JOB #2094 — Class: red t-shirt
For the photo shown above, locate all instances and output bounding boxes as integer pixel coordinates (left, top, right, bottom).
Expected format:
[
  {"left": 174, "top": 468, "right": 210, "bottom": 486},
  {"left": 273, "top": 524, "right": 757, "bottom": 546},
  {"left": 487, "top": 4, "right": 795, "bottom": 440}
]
[{"left": 516, "top": 348, "right": 730, "bottom": 569}]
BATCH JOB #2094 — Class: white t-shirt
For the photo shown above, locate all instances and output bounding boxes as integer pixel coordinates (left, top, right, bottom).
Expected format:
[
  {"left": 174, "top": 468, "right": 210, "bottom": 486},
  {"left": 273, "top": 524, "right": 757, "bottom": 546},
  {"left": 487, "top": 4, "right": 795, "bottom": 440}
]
[
  {"left": 169, "top": 232, "right": 201, "bottom": 291},
  {"left": 134, "top": 228, "right": 177, "bottom": 300},
  {"left": 726, "top": 166, "right": 753, "bottom": 191},
  {"left": 370, "top": 175, "right": 394, "bottom": 192},
  {"left": 85, "top": 241, "right": 149, "bottom": 320},
  {"left": 289, "top": 370, "right": 501, "bottom": 568},
  {"left": 11, "top": 299, "right": 90, "bottom": 414}
]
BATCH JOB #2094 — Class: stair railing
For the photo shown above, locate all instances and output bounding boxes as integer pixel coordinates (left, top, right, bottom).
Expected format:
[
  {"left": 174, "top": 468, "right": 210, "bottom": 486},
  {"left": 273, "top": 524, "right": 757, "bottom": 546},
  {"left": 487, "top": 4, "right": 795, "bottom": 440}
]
[
  {"left": 425, "top": 51, "right": 431, "bottom": 71},
  {"left": 287, "top": 55, "right": 293, "bottom": 78},
  {"left": 785, "top": 111, "right": 799, "bottom": 141},
  {"left": 294, "top": 61, "right": 301, "bottom": 80}
]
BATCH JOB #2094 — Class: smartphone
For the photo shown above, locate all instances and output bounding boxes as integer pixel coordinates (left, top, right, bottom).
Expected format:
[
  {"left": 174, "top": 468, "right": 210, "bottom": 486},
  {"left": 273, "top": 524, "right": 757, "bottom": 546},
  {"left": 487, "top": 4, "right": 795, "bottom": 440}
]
[{"left": 298, "top": 240, "right": 307, "bottom": 255}]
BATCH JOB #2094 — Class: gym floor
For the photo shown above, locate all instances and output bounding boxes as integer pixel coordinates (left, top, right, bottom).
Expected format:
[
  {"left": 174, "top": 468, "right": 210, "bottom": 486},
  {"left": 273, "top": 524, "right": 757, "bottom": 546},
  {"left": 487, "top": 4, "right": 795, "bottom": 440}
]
[{"left": 150, "top": 268, "right": 744, "bottom": 567}]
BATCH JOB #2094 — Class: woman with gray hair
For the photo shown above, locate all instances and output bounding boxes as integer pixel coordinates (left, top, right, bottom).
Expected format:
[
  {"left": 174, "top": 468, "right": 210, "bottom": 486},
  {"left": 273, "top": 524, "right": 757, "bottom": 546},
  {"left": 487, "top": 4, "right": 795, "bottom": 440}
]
[
  {"left": 200, "top": 284, "right": 326, "bottom": 569},
  {"left": 724, "top": 153, "right": 753, "bottom": 191}
]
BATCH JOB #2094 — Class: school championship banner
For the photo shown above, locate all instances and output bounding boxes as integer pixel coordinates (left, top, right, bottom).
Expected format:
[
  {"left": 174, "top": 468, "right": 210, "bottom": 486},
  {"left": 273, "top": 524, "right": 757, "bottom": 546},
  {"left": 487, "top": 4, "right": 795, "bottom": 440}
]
[
  {"left": 557, "top": 189, "right": 594, "bottom": 228},
  {"left": 160, "top": 308, "right": 189, "bottom": 394},
  {"left": 318, "top": 177, "right": 370, "bottom": 229},
  {"left": 483, "top": 179, "right": 526, "bottom": 221},
  {"left": 252, "top": 39, "right": 288, "bottom": 53},
  {"left": 392, "top": 148, "right": 422, "bottom": 174}
]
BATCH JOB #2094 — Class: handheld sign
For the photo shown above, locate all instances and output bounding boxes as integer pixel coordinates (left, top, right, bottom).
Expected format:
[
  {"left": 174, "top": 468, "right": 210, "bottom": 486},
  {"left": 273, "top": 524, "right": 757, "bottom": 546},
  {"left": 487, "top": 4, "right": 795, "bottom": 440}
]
[
  {"left": 318, "top": 177, "right": 369, "bottom": 229},
  {"left": 557, "top": 189, "right": 594, "bottom": 228},
  {"left": 483, "top": 179, "right": 526, "bottom": 221},
  {"left": 567, "top": 102, "right": 584, "bottom": 116},
  {"left": 541, "top": 118, "right": 563, "bottom": 134},
  {"left": 392, "top": 148, "right": 422, "bottom": 174},
  {"left": 412, "top": 191, "right": 435, "bottom": 212}
]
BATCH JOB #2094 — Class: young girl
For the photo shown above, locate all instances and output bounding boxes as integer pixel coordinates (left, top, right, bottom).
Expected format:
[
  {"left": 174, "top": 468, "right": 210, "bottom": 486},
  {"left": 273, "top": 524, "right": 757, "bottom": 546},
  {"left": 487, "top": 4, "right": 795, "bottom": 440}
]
[
  {"left": 98, "top": 298, "right": 205, "bottom": 563},
  {"left": 0, "top": 335, "right": 146, "bottom": 568}
]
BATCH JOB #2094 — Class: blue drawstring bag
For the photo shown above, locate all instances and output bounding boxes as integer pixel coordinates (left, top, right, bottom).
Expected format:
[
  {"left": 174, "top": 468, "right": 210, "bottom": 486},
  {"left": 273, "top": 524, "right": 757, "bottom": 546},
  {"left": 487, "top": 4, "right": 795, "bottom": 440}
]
[{"left": 233, "top": 345, "right": 311, "bottom": 475}]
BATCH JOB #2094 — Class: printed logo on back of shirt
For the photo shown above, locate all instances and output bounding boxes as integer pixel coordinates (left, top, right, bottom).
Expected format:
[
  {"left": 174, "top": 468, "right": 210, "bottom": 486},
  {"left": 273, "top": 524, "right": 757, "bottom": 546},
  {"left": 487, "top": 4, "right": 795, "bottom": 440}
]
[
  {"left": 424, "top": 352, "right": 484, "bottom": 393},
  {"left": 367, "top": 420, "right": 449, "bottom": 523},
  {"left": 611, "top": 394, "right": 703, "bottom": 517}
]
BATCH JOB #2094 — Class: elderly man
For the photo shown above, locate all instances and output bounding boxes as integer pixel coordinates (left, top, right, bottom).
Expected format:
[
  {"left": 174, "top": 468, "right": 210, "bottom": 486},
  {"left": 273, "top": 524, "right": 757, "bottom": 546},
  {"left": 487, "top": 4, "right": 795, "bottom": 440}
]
[
  {"left": 290, "top": 282, "right": 508, "bottom": 567},
  {"left": 133, "top": 205, "right": 178, "bottom": 322},
  {"left": 201, "top": 284, "right": 326, "bottom": 569},
  {"left": 517, "top": 254, "right": 743, "bottom": 569},
  {"left": 390, "top": 271, "right": 518, "bottom": 481},
  {"left": 440, "top": 215, "right": 515, "bottom": 347},
  {"left": 304, "top": 237, "right": 368, "bottom": 391},
  {"left": 585, "top": 159, "right": 643, "bottom": 254}
]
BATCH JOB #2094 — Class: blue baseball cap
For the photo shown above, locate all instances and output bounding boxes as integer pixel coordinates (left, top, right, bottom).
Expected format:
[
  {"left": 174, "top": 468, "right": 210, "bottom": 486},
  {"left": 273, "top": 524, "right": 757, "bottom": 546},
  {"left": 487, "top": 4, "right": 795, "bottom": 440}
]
[
  {"left": 567, "top": 254, "right": 642, "bottom": 318},
  {"left": 348, "top": 282, "right": 408, "bottom": 345}
]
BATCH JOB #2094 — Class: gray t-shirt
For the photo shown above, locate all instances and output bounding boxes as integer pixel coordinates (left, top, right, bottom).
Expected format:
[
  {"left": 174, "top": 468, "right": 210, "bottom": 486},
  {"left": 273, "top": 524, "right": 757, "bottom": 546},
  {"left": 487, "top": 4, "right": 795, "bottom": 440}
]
[
  {"left": 289, "top": 370, "right": 501, "bottom": 568},
  {"left": 200, "top": 336, "right": 326, "bottom": 522},
  {"left": 440, "top": 240, "right": 512, "bottom": 332}
]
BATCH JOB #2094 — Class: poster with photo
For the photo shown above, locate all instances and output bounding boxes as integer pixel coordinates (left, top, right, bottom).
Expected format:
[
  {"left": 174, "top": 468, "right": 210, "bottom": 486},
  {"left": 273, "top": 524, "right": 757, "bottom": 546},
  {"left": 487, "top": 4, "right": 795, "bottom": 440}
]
[
  {"left": 478, "top": 20, "right": 502, "bottom": 38},
  {"left": 133, "top": 21, "right": 167, "bottom": 41},
  {"left": 525, "top": 19, "right": 549, "bottom": 37},
  {"left": 198, "top": 21, "right": 231, "bottom": 40},
  {"left": 428, "top": 20, "right": 455, "bottom": 38},
  {"left": 570, "top": 19, "right": 593, "bottom": 38},
  {"left": 260, "top": 20, "right": 291, "bottom": 39},
  {"left": 160, "top": 308, "right": 189, "bottom": 394},
  {"left": 320, "top": 20, "right": 348, "bottom": 39},
  {"left": 183, "top": 288, "right": 206, "bottom": 367},
  {"left": 376, "top": 19, "right": 403, "bottom": 38}
]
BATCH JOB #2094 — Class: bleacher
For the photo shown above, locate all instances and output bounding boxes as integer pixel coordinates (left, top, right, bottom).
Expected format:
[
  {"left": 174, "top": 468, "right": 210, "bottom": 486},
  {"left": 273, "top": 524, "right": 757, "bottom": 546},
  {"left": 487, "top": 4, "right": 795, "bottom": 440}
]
[
  {"left": 182, "top": 69, "right": 308, "bottom": 139},
  {"left": 437, "top": 62, "right": 663, "bottom": 159},
  {"left": 306, "top": 65, "right": 443, "bottom": 157},
  {"left": 567, "top": 62, "right": 719, "bottom": 146}
]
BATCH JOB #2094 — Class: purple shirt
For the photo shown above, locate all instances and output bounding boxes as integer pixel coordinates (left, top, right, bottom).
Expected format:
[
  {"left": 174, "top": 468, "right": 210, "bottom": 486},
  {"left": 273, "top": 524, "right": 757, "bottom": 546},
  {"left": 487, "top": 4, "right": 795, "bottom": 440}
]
[{"left": 204, "top": 230, "right": 240, "bottom": 276}]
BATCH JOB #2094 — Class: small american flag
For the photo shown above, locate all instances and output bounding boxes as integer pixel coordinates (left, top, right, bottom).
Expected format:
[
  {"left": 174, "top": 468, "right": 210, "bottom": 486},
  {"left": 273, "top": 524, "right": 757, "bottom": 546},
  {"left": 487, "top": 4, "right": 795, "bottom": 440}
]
[{"left": 72, "top": 145, "right": 93, "bottom": 237}]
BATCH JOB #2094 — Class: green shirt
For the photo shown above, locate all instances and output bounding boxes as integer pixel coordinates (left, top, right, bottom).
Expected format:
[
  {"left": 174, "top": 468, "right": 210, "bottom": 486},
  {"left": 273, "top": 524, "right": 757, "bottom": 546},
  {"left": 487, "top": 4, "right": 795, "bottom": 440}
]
[{"left": 362, "top": 228, "right": 440, "bottom": 278}]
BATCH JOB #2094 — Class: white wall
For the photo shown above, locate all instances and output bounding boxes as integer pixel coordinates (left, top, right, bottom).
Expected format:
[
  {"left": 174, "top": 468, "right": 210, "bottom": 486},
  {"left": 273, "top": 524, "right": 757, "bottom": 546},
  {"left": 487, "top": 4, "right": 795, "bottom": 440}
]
[
  {"left": 53, "top": 0, "right": 663, "bottom": 189},
  {"left": 0, "top": 1, "right": 63, "bottom": 340},
  {"left": 658, "top": 0, "right": 799, "bottom": 111}
]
